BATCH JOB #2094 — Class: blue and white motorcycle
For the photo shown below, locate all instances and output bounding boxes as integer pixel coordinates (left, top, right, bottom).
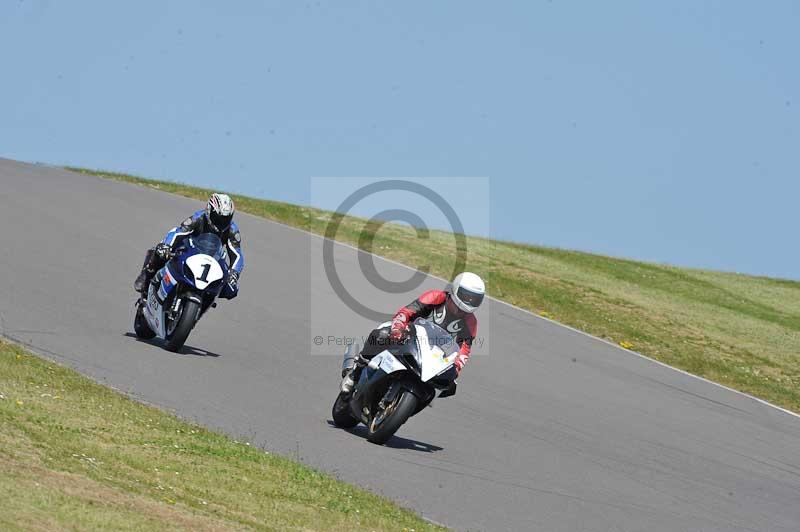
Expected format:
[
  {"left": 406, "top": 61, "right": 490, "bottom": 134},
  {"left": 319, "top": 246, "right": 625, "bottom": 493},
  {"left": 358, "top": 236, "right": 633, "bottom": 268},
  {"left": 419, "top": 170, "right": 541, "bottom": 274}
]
[{"left": 134, "top": 233, "right": 229, "bottom": 352}]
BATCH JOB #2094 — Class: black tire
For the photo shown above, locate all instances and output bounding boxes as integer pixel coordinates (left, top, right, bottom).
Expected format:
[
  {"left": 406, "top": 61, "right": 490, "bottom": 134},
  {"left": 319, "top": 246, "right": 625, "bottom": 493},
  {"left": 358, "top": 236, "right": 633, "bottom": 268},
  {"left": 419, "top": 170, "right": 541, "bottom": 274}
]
[
  {"left": 332, "top": 392, "right": 360, "bottom": 428},
  {"left": 164, "top": 299, "right": 200, "bottom": 352},
  {"left": 133, "top": 302, "right": 156, "bottom": 339},
  {"left": 366, "top": 390, "right": 418, "bottom": 445}
]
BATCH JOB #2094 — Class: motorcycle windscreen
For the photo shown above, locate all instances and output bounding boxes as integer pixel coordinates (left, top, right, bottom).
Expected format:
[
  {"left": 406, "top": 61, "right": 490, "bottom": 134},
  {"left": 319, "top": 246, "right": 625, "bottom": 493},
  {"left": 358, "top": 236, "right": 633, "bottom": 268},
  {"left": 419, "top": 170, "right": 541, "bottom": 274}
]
[
  {"left": 188, "top": 233, "right": 225, "bottom": 260},
  {"left": 414, "top": 319, "right": 458, "bottom": 382}
]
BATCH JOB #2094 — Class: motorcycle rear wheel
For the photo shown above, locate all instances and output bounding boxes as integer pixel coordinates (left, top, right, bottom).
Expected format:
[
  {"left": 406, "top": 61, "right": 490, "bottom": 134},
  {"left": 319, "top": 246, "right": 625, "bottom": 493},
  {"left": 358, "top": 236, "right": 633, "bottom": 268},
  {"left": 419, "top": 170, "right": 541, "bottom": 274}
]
[
  {"left": 332, "top": 392, "right": 360, "bottom": 428},
  {"left": 367, "top": 390, "right": 418, "bottom": 445},
  {"left": 133, "top": 302, "right": 156, "bottom": 339},
  {"left": 164, "top": 299, "right": 200, "bottom": 352}
]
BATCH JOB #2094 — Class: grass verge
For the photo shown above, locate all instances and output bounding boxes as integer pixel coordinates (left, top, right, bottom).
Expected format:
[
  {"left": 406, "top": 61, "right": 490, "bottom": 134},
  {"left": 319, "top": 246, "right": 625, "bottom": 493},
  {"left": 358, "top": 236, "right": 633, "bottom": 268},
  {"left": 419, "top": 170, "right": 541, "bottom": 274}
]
[
  {"left": 68, "top": 167, "right": 800, "bottom": 414},
  {"left": 0, "top": 339, "right": 442, "bottom": 531}
]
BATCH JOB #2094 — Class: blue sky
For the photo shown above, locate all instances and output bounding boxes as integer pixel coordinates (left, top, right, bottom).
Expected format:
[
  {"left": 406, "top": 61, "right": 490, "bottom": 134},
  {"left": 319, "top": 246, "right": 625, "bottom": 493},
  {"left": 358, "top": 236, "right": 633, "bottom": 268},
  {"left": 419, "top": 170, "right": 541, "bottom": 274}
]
[{"left": 1, "top": 1, "right": 798, "bottom": 279}]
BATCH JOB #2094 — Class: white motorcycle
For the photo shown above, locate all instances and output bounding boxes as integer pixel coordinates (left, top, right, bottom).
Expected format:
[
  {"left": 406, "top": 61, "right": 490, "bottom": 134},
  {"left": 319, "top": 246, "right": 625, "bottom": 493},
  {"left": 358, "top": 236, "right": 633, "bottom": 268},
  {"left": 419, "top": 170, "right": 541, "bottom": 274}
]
[{"left": 332, "top": 318, "right": 458, "bottom": 444}]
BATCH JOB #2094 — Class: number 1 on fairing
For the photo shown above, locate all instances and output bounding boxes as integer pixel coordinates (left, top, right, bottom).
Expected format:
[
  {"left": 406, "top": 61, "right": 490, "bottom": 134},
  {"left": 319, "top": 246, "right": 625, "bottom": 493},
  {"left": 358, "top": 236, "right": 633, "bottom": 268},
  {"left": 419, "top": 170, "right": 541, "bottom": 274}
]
[{"left": 198, "top": 263, "right": 211, "bottom": 282}]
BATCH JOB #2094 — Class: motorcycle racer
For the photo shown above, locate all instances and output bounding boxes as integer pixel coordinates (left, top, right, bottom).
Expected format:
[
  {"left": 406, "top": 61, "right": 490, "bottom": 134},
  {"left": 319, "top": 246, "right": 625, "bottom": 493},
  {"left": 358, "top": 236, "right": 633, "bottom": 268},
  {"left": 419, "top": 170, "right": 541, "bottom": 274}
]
[
  {"left": 134, "top": 193, "right": 244, "bottom": 299},
  {"left": 341, "top": 272, "right": 485, "bottom": 393}
]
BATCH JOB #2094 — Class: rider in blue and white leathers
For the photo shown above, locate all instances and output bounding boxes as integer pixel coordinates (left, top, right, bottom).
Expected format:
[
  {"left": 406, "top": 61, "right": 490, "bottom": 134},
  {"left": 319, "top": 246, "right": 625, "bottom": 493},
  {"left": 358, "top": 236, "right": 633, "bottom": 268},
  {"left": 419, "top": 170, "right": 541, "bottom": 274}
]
[{"left": 134, "top": 193, "right": 244, "bottom": 299}]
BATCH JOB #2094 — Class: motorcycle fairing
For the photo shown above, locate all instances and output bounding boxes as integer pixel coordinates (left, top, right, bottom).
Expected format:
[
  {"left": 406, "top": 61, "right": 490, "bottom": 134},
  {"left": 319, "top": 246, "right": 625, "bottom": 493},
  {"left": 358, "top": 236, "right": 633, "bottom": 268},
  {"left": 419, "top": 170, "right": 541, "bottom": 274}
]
[
  {"left": 351, "top": 350, "right": 397, "bottom": 421},
  {"left": 141, "top": 233, "right": 228, "bottom": 340},
  {"left": 368, "top": 350, "right": 406, "bottom": 374},
  {"left": 185, "top": 253, "right": 224, "bottom": 290},
  {"left": 157, "top": 265, "right": 178, "bottom": 303},
  {"left": 414, "top": 323, "right": 458, "bottom": 382},
  {"left": 144, "top": 277, "right": 166, "bottom": 338},
  {"left": 144, "top": 264, "right": 184, "bottom": 339},
  {"left": 345, "top": 319, "right": 460, "bottom": 425}
]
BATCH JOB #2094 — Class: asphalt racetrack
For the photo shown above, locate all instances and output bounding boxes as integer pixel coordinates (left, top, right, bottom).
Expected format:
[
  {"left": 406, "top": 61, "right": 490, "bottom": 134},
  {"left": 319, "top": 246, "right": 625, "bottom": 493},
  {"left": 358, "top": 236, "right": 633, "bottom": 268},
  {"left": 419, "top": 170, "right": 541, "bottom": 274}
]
[{"left": 2, "top": 158, "right": 799, "bottom": 531}]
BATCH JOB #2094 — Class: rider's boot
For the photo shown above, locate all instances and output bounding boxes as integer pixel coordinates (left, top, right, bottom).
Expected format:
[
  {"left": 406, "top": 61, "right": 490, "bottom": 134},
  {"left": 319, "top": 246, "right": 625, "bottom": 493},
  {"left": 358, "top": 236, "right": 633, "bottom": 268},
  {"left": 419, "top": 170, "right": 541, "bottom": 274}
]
[
  {"left": 340, "top": 356, "right": 367, "bottom": 394},
  {"left": 133, "top": 269, "right": 152, "bottom": 295},
  {"left": 341, "top": 327, "right": 393, "bottom": 394},
  {"left": 134, "top": 249, "right": 157, "bottom": 296}
]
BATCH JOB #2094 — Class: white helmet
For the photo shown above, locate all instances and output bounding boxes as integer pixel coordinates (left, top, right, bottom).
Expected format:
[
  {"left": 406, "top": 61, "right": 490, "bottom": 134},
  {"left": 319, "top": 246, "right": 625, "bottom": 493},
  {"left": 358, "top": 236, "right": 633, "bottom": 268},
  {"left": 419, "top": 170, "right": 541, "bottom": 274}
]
[
  {"left": 206, "top": 193, "right": 235, "bottom": 233},
  {"left": 450, "top": 272, "right": 485, "bottom": 313}
]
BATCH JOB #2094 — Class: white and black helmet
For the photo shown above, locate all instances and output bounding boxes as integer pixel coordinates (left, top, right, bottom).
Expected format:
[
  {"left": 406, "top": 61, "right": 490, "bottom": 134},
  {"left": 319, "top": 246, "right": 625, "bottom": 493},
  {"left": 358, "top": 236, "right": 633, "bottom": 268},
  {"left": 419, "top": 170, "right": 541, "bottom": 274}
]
[
  {"left": 450, "top": 272, "right": 485, "bottom": 313},
  {"left": 206, "top": 193, "right": 235, "bottom": 233}
]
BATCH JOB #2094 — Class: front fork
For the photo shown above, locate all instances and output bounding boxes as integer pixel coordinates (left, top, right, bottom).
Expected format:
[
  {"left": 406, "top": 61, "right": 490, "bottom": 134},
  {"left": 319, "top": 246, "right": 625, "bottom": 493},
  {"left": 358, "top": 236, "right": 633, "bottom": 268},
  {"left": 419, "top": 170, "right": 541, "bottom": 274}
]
[
  {"left": 168, "top": 296, "right": 183, "bottom": 322},
  {"left": 354, "top": 373, "right": 403, "bottom": 423},
  {"left": 379, "top": 380, "right": 403, "bottom": 411}
]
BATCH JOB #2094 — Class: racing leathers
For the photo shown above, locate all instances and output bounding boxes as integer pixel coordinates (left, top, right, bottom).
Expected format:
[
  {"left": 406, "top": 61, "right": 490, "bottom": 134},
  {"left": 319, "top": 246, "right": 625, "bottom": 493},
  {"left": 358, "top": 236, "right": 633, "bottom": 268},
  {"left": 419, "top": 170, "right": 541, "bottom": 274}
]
[
  {"left": 134, "top": 209, "right": 244, "bottom": 299},
  {"left": 345, "top": 289, "right": 477, "bottom": 390}
]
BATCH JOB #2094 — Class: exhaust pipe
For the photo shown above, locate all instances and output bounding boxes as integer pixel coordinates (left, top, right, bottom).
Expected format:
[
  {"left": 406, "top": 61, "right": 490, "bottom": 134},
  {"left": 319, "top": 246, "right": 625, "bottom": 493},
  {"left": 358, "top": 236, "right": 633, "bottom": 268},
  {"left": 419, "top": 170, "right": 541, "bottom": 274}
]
[{"left": 341, "top": 342, "right": 361, "bottom": 377}]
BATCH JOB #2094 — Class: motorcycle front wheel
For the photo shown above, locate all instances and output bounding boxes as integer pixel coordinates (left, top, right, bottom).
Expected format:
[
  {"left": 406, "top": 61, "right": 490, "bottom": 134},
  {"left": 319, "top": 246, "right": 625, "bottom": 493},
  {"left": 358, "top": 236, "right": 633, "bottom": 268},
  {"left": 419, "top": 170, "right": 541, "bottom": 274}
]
[
  {"left": 366, "top": 390, "right": 418, "bottom": 445},
  {"left": 164, "top": 298, "right": 200, "bottom": 352}
]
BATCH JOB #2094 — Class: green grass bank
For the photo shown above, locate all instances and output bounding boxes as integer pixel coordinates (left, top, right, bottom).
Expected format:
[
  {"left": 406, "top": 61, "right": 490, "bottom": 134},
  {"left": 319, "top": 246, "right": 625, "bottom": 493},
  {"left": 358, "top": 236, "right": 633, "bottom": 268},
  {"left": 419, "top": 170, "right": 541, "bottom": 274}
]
[{"left": 0, "top": 340, "right": 442, "bottom": 531}]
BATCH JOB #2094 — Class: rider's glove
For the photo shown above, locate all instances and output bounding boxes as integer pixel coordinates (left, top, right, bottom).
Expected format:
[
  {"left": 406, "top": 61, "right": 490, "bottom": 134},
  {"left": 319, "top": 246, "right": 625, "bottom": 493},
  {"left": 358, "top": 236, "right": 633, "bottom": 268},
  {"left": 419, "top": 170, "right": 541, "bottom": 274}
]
[
  {"left": 454, "top": 353, "right": 467, "bottom": 375},
  {"left": 389, "top": 315, "right": 409, "bottom": 342},
  {"left": 155, "top": 243, "right": 172, "bottom": 260}
]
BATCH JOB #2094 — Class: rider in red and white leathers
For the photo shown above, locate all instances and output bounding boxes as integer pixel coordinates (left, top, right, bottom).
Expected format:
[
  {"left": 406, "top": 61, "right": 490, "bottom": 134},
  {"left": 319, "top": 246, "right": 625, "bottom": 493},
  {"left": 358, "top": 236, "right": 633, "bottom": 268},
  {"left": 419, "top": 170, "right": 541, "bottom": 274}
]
[{"left": 341, "top": 272, "right": 485, "bottom": 393}]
